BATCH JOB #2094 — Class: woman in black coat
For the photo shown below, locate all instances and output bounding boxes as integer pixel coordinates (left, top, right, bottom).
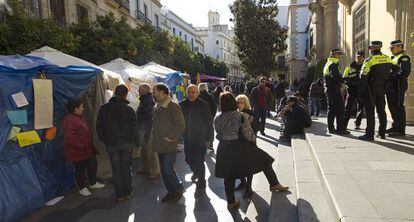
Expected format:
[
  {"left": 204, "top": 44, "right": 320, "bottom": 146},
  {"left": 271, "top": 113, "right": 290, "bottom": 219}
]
[{"left": 214, "top": 92, "right": 289, "bottom": 211}]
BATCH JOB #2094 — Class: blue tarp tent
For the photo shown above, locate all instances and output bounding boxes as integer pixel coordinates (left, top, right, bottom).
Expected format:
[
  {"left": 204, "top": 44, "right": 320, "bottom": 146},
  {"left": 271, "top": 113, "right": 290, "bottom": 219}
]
[
  {"left": 0, "top": 55, "right": 101, "bottom": 222},
  {"left": 155, "top": 71, "right": 184, "bottom": 100}
]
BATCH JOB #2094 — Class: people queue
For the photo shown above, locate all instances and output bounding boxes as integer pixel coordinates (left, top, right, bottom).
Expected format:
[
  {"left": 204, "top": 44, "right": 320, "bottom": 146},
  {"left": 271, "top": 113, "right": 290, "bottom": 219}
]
[{"left": 61, "top": 81, "right": 289, "bottom": 211}]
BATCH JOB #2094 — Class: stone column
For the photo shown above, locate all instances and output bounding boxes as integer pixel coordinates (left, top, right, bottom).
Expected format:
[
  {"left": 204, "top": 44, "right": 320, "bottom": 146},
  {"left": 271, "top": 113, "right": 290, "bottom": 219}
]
[
  {"left": 322, "top": 0, "right": 339, "bottom": 56},
  {"left": 309, "top": 1, "right": 325, "bottom": 61}
]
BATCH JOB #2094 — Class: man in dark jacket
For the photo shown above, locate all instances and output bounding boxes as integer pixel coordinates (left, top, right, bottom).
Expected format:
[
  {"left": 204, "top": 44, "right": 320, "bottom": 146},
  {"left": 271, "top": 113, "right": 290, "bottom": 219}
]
[
  {"left": 343, "top": 51, "right": 365, "bottom": 130},
  {"left": 198, "top": 83, "right": 217, "bottom": 153},
  {"left": 250, "top": 77, "right": 272, "bottom": 135},
  {"left": 279, "top": 96, "right": 311, "bottom": 142},
  {"left": 358, "top": 41, "right": 393, "bottom": 140},
  {"left": 386, "top": 40, "right": 411, "bottom": 137},
  {"left": 245, "top": 78, "right": 257, "bottom": 96},
  {"left": 308, "top": 78, "right": 324, "bottom": 117},
  {"left": 323, "top": 49, "right": 350, "bottom": 135},
  {"left": 136, "top": 83, "right": 159, "bottom": 179},
  {"left": 179, "top": 85, "right": 214, "bottom": 198},
  {"left": 96, "top": 84, "right": 139, "bottom": 201}
]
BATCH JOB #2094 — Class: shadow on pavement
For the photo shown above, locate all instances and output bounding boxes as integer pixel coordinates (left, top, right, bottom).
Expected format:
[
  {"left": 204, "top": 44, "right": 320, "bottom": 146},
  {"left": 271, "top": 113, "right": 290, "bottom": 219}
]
[{"left": 297, "top": 198, "right": 320, "bottom": 222}]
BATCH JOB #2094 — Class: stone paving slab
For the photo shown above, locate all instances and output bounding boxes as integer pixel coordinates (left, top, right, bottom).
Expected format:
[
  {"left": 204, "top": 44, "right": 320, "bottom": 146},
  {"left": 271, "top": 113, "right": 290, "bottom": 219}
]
[{"left": 305, "top": 117, "right": 414, "bottom": 222}]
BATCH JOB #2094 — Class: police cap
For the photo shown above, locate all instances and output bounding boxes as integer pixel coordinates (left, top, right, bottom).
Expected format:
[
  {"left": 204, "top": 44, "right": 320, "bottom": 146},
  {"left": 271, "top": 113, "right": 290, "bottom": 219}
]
[
  {"left": 368, "top": 41, "right": 382, "bottom": 48},
  {"left": 390, "top": 40, "right": 404, "bottom": 46},
  {"left": 356, "top": 51, "right": 365, "bottom": 57},
  {"left": 330, "top": 49, "right": 343, "bottom": 55}
]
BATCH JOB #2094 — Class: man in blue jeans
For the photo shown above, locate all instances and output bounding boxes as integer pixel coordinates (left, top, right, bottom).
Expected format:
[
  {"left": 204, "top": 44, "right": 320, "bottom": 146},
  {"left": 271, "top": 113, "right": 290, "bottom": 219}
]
[
  {"left": 152, "top": 83, "right": 186, "bottom": 203},
  {"left": 308, "top": 78, "right": 324, "bottom": 118},
  {"left": 250, "top": 77, "right": 272, "bottom": 135},
  {"left": 96, "top": 85, "right": 139, "bottom": 202}
]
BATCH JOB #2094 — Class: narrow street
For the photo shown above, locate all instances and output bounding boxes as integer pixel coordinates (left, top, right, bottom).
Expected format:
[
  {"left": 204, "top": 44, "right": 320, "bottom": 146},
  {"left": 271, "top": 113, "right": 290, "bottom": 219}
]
[{"left": 21, "top": 116, "right": 298, "bottom": 222}]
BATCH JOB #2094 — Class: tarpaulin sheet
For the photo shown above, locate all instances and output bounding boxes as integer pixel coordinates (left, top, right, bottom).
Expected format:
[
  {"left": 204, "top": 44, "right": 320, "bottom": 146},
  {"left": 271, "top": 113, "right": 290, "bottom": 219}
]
[
  {"left": 0, "top": 55, "right": 100, "bottom": 222},
  {"left": 155, "top": 71, "right": 183, "bottom": 93}
]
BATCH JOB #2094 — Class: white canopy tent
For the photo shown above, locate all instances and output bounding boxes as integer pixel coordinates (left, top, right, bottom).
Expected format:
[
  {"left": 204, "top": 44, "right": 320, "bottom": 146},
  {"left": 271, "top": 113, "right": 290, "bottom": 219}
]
[
  {"left": 28, "top": 46, "right": 124, "bottom": 91},
  {"left": 140, "top": 61, "right": 177, "bottom": 76},
  {"left": 101, "top": 58, "right": 158, "bottom": 110}
]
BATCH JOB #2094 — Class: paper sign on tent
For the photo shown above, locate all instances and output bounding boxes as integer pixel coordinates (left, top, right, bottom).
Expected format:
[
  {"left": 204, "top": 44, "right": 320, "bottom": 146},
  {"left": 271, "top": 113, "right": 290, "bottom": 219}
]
[
  {"left": 7, "top": 126, "right": 21, "bottom": 142},
  {"left": 7, "top": 110, "right": 28, "bottom": 125},
  {"left": 16, "top": 130, "right": 41, "bottom": 147},
  {"left": 33, "top": 79, "right": 54, "bottom": 130},
  {"left": 11, "top": 92, "right": 29, "bottom": 108}
]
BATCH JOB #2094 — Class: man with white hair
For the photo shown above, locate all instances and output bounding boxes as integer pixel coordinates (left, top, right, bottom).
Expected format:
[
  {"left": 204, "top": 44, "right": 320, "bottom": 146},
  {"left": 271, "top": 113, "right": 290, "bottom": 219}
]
[
  {"left": 198, "top": 83, "right": 217, "bottom": 153},
  {"left": 179, "top": 85, "right": 214, "bottom": 198}
]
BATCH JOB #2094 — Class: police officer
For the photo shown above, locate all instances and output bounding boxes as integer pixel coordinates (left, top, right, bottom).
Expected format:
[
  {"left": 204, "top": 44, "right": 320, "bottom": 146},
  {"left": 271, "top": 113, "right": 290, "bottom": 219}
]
[
  {"left": 343, "top": 51, "right": 365, "bottom": 130},
  {"left": 323, "top": 49, "right": 350, "bottom": 134},
  {"left": 386, "top": 40, "right": 411, "bottom": 137},
  {"left": 358, "top": 41, "right": 393, "bottom": 141}
]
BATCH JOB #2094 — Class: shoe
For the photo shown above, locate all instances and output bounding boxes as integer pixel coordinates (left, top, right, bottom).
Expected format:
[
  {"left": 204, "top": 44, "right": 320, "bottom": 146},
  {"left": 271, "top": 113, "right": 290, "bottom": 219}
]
[
  {"left": 161, "top": 193, "right": 175, "bottom": 203},
  {"left": 125, "top": 192, "right": 133, "bottom": 200},
  {"left": 90, "top": 182, "right": 105, "bottom": 189},
  {"left": 270, "top": 184, "right": 289, "bottom": 192},
  {"left": 376, "top": 133, "right": 385, "bottom": 139},
  {"left": 191, "top": 174, "right": 198, "bottom": 183},
  {"left": 328, "top": 129, "right": 336, "bottom": 134},
  {"left": 311, "top": 116, "right": 318, "bottom": 120},
  {"left": 385, "top": 128, "right": 396, "bottom": 133},
  {"left": 194, "top": 187, "right": 206, "bottom": 198},
  {"left": 79, "top": 188, "right": 92, "bottom": 196},
  {"left": 260, "top": 131, "right": 266, "bottom": 136},
  {"left": 172, "top": 191, "right": 183, "bottom": 202},
  {"left": 242, "top": 189, "right": 254, "bottom": 199},
  {"left": 336, "top": 130, "right": 351, "bottom": 135},
  {"left": 227, "top": 200, "right": 240, "bottom": 211},
  {"left": 358, "top": 134, "right": 374, "bottom": 141},
  {"left": 388, "top": 132, "right": 406, "bottom": 137},
  {"left": 235, "top": 181, "right": 246, "bottom": 191}
]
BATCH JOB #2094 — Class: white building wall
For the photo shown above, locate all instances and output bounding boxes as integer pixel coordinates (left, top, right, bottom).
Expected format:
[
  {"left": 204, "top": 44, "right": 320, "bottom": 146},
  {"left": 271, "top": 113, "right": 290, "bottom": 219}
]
[{"left": 162, "top": 10, "right": 199, "bottom": 51}]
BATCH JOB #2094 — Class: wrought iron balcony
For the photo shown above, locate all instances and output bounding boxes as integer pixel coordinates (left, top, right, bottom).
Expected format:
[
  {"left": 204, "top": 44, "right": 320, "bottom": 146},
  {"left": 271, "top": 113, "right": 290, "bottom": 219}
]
[{"left": 135, "top": 10, "right": 145, "bottom": 21}]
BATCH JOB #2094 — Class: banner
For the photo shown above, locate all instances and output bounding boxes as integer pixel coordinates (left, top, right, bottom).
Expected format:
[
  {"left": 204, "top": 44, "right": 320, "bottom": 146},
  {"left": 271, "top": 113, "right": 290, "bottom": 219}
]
[{"left": 33, "top": 79, "right": 54, "bottom": 129}]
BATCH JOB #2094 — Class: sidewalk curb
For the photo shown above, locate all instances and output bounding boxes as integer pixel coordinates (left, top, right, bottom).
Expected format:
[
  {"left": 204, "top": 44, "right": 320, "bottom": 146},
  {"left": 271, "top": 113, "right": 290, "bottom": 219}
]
[{"left": 304, "top": 130, "right": 346, "bottom": 222}]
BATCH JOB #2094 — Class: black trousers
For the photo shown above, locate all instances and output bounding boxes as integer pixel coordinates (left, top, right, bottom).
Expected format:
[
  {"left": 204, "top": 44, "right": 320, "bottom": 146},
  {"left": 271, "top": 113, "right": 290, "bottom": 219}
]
[
  {"left": 73, "top": 156, "right": 97, "bottom": 190},
  {"left": 326, "top": 90, "right": 345, "bottom": 131},
  {"left": 387, "top": 89, "right": 406, "bottom": 133},
  {"left": 344, "top": 92, "right": 364, "bottom": 129},
  {"left": 364, "top": 95, "right": 387, "bottom": 137},
  {"left": 254, "top": 109, "right": 267, "bottom": 133},
  {"left": 106, "top": 144, "right": 133, "bottom": 198},
  {"left": 188, "top": 158, "right": 206, "bottom": 188},
  {"left": 224, "top": 165, "right": 279, "bottom": 204}
]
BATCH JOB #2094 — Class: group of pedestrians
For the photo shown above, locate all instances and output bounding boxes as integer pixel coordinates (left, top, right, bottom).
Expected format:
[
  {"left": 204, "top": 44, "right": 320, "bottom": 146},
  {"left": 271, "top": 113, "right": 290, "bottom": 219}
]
[
  {"left": 60, "top": 80, "right": 289, "bottom": 211},
  {"left": 319, "top": 39, "right": 411, "bottom": 140}
]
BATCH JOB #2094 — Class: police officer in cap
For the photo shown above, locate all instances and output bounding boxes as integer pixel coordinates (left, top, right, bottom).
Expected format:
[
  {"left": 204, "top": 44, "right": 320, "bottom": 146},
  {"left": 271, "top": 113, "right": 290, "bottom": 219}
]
[
  {"left": 386, "top": 40, "right": 411, "bottom": 137},
  {"left": 323, "top": 49, "right": 350, "bottom": 134},
  {"left": 343, "top": 51, "right": 365, "bottom": 130},
  {"left": 358, "top": 41, "right": 393, "bottom": 140}
]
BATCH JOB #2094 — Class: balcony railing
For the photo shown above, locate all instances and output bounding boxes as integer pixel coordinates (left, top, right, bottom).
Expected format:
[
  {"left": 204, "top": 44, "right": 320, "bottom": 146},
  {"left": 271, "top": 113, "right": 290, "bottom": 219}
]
[{"left": 135, "top": 10, "right": 145, "bottom": 21}]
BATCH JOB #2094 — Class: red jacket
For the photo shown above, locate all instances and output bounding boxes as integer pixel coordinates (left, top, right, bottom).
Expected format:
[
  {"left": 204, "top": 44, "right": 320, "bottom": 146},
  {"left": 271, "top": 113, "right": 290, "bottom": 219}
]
[{"left": 61, "top": 114, "right": 95, "bottom": 162}]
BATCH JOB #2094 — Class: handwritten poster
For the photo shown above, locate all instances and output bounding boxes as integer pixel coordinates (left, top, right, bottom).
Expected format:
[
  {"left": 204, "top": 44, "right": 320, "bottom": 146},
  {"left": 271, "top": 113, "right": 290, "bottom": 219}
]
[
  {"left": 11, "top": 92, "right": 29, "bottom": 108},
  {"left": 33, "top": 79, "right": 53, "bottom": 129},
  {"left": 16, "top": 130, "right": 41, "bottom": 147},
  {"left": 7, "top": 110, "right": 28, "bottom": 125}
]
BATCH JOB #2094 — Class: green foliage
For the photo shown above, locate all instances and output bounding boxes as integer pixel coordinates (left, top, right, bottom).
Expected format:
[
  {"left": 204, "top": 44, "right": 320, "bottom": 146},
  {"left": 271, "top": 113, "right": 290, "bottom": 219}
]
[
  {"left": 0, "top": 0, "right": 77, "bottom": 55},
  {"left": 0, "top": 10, "right": 229, "bottom": 77},
  {"left": 231, "top": 0, "right": 288, "bottom": 77}
]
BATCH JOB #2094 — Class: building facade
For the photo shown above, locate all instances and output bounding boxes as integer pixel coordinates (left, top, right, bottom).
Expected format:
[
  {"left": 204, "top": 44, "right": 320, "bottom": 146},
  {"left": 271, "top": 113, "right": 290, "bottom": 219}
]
[
  {"left": 307, "top": 0, "right": 414, "bottom": 123},
  {"left": 196, "top": 11, "right": 243, "bottom": 82},
  {"left": 160, "top": 9, "right": 199, "bottom": 52},
  {"left": 287, "top": 0, "right": 312, "bottom": 85},
  {"left": 272, "top": 5, "right": 289, "bottom": 80},
  {"left": 2, "top": 0, "right": 163, "bottom": 28}
]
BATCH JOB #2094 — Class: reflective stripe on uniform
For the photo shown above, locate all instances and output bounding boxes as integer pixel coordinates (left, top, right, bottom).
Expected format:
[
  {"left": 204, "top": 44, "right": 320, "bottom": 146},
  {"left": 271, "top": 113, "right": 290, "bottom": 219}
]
[
  {"left": 360, "top": 54, "right": 393, "bottom": 76},
  {"left": 323, "top": 57, "right": 340, "bottom": 77}
]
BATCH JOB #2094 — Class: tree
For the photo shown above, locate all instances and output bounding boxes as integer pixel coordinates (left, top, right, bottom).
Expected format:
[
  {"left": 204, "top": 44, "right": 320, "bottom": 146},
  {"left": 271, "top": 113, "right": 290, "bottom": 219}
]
[
  {"left": 0, "top": 0, "right": 77, "bottom": 55},
  {"left": 230, "top": 0, "right": 288, "bottom": 77}
]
